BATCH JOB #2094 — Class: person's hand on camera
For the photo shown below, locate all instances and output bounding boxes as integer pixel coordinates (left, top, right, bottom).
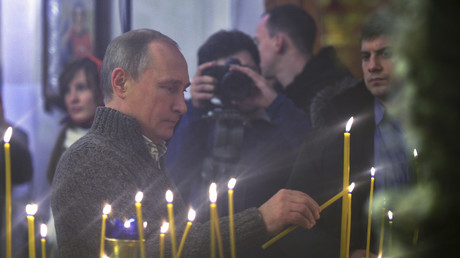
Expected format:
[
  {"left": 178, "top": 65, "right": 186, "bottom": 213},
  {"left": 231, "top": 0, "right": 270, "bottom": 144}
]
[
  {"left": 258, "top": 189, "right": 320, "bottom": 236},
  {"left": 228, "top": 65, "right": 278, "bottom": 109},
  {"left": 190, "top": 61, "right": 218, "bottom": 109}
]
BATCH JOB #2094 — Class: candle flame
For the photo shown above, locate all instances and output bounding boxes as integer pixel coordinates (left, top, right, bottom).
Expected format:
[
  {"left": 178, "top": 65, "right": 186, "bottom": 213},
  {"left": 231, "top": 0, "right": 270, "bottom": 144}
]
[
  {"left": 103, "top": 255, "right": 109, "bottom": 258},
  {"left": 228, "top": 178, "right": 237, "bottom": 190},
  {"left": 143, "top": 221, "right": 148, "bottom": 228},
  {"left": 135, "top": 192, "right": 144, "bottom": 203},
  {"left": 345, "top": 117, "right": 354, "bottom": 132},
  {"left": 348, "top": 182, "right": 356, "bottom": 193},
  {"left": 188, "top": 208, "right": 196, "bottom": 222},
  {"left": 388, "top": 210, "right": 393, "bottom": 221},
  {"left": 25, "top": 204, "right": 38, "bottom": 216},
  {"left": 3, "top": 126, "right": 12, "bottom": 143},
  {"left": 209, "top": 182, "right": 217, "bottom": 203},
  {"left": 103, "top": 204, "right": 111, "bottom": 215},
  {"left": 371, "top": 167, "right": 376, "bottom": 177},
  {"left": 165, "top": 190, "right": 173, "bottom": 203},
  {"left": 413, "top": 149, "right": 418, "bottom": 158},
  {"left": 124, "top": 218, "right": 135, "bottom": 228},
  {"left": 40, "top": 224, "right": 48, "bottom": 238},
  {"left": 161, "top": 222, "right": 169, "bottom": 234}
]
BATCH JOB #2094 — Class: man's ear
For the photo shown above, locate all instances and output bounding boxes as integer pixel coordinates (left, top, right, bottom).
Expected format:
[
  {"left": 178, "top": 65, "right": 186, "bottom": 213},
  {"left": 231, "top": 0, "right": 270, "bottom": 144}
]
[
  {"left": 111, "top": 68, "right": 129, "bottom": 99},
  {"left": 274, "top": 33, "right": 286, "bottom": 54}
]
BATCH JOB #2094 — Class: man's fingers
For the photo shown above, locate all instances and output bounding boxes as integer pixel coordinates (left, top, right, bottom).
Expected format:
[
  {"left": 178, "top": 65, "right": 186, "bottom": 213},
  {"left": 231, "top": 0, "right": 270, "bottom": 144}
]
[{"left": 195, "top": 61, "right": 217, "bottom": 77}]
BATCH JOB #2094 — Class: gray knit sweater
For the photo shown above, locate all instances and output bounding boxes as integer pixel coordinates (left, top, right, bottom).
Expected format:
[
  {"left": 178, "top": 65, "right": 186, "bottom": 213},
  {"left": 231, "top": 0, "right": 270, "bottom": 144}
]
[{"left": 51, "top": 107, "right": 268, "bottom": 257}]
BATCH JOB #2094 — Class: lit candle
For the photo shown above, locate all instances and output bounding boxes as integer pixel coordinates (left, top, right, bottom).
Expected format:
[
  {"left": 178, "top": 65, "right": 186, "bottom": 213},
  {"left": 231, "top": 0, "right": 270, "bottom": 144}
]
[
  {"left": 366, "top": 167, "right": 376, "bottom": 258},
  {"left": 341, "top": 117, "right": 353, "bottom": 258},
  {"left": 378, "top": 205, "right": 386, "bottom": 258},
  {"left": 26, "top": 203, "right": 38, "bottom": 258},
  {"left": 4, "top": 127, "right": 12, "bottom": 258},
  {"left": 228, "top": 178, "right": 237, "bottom": 258},
  {"left": 40, "top": 224, "right": 47, "bottom": 258},
  {"left": 346, "top": 183, "right": 355, "bottom": 258},
  {"left": 100, "top": 204, "right": 111, "bottom": 258},
  {"left": 413, "top": 149, "right": 420, "bottom": 245},
  {"left": 209, "top": 183, "right": 224, "bottom": 258},
  {"left": 209, "top": 183, "right": 217, "bottom": 258},
  {"left": 388, "top": 211, "right": 393, "bottom": 255},
  {"left": 262, "top": 183, "right": 354, "bottom": 249},
  {"left": 165, "top": 190, "right": 177, "bottom": 258},
  {"left": 160, "top": 222, "right": 169, "bottom": 258},
  {"left": 135, "top": 192, "right": 146, "bottom": 258},
  {"left": 177, "top": 208, "right": 196, "bottom": 258}
]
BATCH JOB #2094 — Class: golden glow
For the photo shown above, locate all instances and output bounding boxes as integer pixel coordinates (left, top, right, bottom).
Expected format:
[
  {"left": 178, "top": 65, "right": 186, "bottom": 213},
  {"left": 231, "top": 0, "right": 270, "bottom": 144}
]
[
  {"left": 3, "top": 126, "right": 12, "bottom": 143},
  {"left": 348, "top": 182, "right": 356, "bottom": 193},
  {"left": 188, "top": 208, "right": 196, "bottom": 222},
  {"left": 25, "top": 204, "right": 38, "bottom": 216},
  {"left": 345, "top": 117, "right": 354, "bottom": 132},
  {"left": 228, "top": 178, "right": 237, "bottom": 190},
  {"left": 209, "top": 183, "right": 217, "bottom": 203},
  {"left": 135, "top": 192, "right": 144, "bottom": 203},
  {"left": 40, "top": 224, "right": 48, "bottom": 238},
  {"left": 160, "top": 222, "right": 169, "bottom": 234},
  {"left": 165, "top": 190, "right": 173, "bottom": 203},
  {"left": 103, "top": 204, "right": 111, "bottom": 215}
]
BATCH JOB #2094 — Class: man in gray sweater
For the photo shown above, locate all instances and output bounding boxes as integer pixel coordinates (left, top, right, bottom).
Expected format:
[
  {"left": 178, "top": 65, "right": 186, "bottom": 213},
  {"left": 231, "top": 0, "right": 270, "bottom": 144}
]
[{"left": 51, "top": 29, "right": 320, "bottom": 257}]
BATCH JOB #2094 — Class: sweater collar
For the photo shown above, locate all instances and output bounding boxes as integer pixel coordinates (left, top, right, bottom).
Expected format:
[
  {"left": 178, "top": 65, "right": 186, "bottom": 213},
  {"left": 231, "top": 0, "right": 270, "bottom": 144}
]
[{"left": 91, "top": 107, "right": 149, "bottom": 157}]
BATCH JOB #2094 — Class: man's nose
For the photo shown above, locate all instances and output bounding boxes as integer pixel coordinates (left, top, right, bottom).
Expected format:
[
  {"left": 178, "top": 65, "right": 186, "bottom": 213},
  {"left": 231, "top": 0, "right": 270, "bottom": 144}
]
[
  {"left": 368, "top": 56, "right": 382, "bottom": 72},
  {"left": 173, "top": 95, "right": 187, "bottom": 115}
]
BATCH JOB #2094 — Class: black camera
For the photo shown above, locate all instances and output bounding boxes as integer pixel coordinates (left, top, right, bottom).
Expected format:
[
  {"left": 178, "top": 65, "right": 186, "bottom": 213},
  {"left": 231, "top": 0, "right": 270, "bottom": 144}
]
[{"left": 201, "top": 58, "right": 258, "bottom": 107}]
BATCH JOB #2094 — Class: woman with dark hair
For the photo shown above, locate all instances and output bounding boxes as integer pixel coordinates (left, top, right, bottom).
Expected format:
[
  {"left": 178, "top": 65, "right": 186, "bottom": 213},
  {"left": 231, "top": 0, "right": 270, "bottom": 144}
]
[
  {"left": 47, "top": 56, "right": 102, "bottom": 183},
  {"left": 46, "top": 56, "right": 102, "bottom": 257}
]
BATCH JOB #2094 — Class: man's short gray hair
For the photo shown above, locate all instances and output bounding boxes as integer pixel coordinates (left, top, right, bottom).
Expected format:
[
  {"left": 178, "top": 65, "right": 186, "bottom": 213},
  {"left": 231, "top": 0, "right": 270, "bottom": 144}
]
[{"left": 100, "top": 29, "right": 178, "bottom": 103}]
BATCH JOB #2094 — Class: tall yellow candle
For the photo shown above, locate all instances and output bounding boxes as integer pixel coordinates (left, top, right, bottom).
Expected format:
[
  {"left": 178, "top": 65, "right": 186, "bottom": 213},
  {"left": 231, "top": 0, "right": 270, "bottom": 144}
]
[
  {"left": 4, "top": 127, "right": 12, "bottom": 258},
  {"left": 135, "top": 192, "right": 146, "bottom": 258},
  {"left": 165, "top": 190, "right": 177, "bottom": 258},
  {"left": 341, "top": 117, "right": 353, "bottom": 258},
  {"left": 40, "top": 224, "right": 47, "bottom": 258},
  {"left": 388, "top": 211, "right": 393, "bottom": 256},
  {"left": 177, "top": 208, "right": 196, "bottom": 258},
  {"left": 262, "top": 183, "right": 354, "bottom": 249},
  {"left": 209, "top": 183, "right": 224, "bottom": 258},
  {"left": 413, "top": 149, "right": 420, "bottom": 245},
  {"left": 346, "top": 183, "right": 355, "bottom": 258},
  {"left": 26, "top": 204, "right": 38, "bottom": 258},
  {"left": 228, "top": 178, "right": 237, "bottom": 258},
  {"left": 213, "top": 206, "right": 224, "bottom": 258},
  {"left": 160, "top": 222, "right": 169, "bottom": 258},
  {"left": 366, "top": 167, "right": 376, "bottom": 258},
  {"left": 378, "top": 206, "right": 386, "bottom": 258},
  {"left": 209, "top": 183, "right": 217, "bottom": 258},
  {"left": 100, "top": 204, "right": 111, "bottom": 258}
]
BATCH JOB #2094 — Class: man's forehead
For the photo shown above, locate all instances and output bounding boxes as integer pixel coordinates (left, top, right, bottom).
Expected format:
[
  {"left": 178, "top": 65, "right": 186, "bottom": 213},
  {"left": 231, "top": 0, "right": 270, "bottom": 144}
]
[{"left": 361, "top": 36, "right": 390, "bottom": 51}]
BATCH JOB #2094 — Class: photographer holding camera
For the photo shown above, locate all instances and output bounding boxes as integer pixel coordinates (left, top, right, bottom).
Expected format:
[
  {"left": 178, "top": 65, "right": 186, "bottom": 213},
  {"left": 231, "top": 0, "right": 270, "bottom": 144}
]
[{"left": 165, "top": 30, "right": 310, "bottom": 256}]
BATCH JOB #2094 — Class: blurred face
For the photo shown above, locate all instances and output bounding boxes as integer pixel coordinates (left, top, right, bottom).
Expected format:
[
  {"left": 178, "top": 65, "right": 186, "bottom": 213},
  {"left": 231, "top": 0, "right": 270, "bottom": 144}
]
[
  {"left": 124, "top": 42, "right": 189, "bottom": 144},
  {"left": 361, "top": 36, "right": 395, "bottom": 102},
  {"left": 254, "top": 15, "right": 278, "bottom": 79},
  {"left": 65, "top": 69, "right": 98, "bottom": 124},
  {"left": 215, "top": 50, "right": 258, "bottom": 72}
]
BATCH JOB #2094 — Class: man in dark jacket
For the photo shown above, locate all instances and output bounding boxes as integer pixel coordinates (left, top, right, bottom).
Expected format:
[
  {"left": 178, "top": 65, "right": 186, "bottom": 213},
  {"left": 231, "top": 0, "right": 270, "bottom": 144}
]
[
  {"left": 165, "top": 30, "right": 310, "bottom": 257},
  {"left": 279, "top": 10, "right": 414, "bottom": 257},
  {"left": 254, "top": 4, "right": 352, "bottom": 121}
]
